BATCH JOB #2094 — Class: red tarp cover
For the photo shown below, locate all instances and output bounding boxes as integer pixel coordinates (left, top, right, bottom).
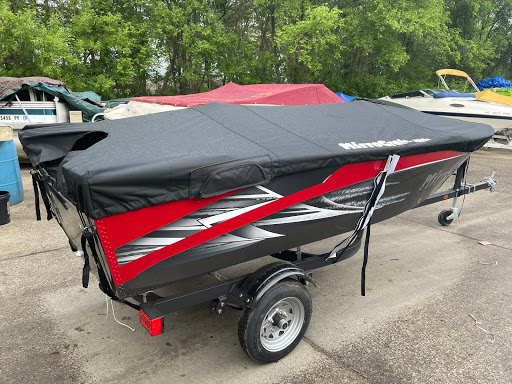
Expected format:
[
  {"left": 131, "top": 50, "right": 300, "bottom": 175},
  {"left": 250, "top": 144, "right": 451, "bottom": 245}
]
[{"left": 132, "top": 82, "right": 344, "bottom": 107}]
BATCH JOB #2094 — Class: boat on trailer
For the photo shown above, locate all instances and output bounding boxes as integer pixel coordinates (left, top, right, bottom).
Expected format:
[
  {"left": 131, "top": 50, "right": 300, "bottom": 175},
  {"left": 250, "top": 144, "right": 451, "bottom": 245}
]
[
  {"left": 20, "top": 100, "right": 495, "bottom": 363},
  {"left": 379, "top": 69, "right": 512, "bottom": 149}
]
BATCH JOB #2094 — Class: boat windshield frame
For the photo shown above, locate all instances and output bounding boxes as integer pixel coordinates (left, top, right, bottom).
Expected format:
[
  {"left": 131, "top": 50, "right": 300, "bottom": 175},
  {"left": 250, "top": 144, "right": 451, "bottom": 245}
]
[{"left": 389, "top": 89, "right": 450, "bottom": 99}]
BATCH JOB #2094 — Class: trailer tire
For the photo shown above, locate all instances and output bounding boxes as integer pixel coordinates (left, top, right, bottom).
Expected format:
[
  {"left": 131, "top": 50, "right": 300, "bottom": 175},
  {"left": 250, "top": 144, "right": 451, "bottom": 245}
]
[
  {"left": 238, "top": 279, "right": 312, "bottom": 364},
  {"left": 438, "top": 210, "right": 453, "bottom": 226}
]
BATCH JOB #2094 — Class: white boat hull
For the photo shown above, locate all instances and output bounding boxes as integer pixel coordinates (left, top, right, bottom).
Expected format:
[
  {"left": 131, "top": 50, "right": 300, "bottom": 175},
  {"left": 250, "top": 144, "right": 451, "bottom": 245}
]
[{"left": 379, "top": 96, "right": 512, "bottom": 132}]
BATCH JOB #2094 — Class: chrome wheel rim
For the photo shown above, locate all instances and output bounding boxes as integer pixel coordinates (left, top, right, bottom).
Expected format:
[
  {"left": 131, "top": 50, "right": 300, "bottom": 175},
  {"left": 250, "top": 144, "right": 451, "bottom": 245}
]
[{"left": 260, "top": 297, "right": 305, "bottom": 352}]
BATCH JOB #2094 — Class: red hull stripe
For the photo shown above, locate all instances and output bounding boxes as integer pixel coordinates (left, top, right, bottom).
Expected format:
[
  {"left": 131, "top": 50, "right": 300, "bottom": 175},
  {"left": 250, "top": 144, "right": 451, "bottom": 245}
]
[
  {"left": 96, "top": 191, "right": 237, "bottom": 250},
  {"left": 95, "top": 191, "right": 237, "bottom": 285},
  {"left": 97, "top": 150, "right": 463, "bottom": 286}
]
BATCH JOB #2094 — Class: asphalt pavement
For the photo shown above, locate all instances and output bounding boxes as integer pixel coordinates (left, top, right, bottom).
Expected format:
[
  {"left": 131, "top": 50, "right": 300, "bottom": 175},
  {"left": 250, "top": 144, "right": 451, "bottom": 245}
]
[{"left": 1, "top": 148, "right": 511, "bottom": 384}]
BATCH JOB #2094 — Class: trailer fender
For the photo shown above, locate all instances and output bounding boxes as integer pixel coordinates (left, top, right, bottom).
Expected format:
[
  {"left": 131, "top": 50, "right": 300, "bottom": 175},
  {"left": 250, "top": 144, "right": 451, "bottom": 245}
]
[{"left": 238, "top": 262, "right": 316, "bottom": 309}]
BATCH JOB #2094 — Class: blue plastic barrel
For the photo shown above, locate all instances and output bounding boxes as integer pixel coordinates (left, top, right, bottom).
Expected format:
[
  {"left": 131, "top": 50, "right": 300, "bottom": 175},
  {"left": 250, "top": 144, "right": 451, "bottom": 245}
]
[{"left": 0, "top": 140, "right": 24, "bottom": 205}]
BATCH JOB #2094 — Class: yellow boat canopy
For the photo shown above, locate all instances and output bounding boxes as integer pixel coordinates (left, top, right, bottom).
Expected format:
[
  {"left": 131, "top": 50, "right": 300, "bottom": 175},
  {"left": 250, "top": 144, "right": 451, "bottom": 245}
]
[{"left": 436, "top": 69, "right": 470, "bottom": 78}]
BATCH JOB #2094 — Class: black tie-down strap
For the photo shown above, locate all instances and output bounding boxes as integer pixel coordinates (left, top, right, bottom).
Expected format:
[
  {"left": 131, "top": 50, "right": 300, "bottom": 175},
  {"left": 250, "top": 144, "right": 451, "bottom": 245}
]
[
  {"left": 80, "top": 230, "right": 139, "bottom": 311},
  {"left": 361, "top": 220, "right": 371, "bottom": 297},
  {"left": 80, "top": 230, "right": 114, "bottom": 297},
  {"left": 31, "top": 170, "right": 53, "bottom": 221},
  {"left": 326, "top": 155, "right": 400, "bottom": 296},
  {"left": 80, "top": 233, "right": 92, "bottom": 289}
]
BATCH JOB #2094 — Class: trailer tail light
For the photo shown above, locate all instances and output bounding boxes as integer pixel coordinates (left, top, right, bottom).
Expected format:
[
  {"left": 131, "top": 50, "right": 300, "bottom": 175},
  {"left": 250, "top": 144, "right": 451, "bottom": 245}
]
[{"left": 140, "top": 308, "right": 164, "bottom": 336}]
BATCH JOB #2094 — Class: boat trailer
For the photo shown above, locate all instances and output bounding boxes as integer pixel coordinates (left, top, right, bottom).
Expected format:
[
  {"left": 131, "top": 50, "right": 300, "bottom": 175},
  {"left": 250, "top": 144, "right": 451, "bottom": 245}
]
[
  {"left": 124, "top": 160, "right": 496, "bottom": 363},
  {"left": 484, "top": 128, "right": 512, "bottom": 150}
]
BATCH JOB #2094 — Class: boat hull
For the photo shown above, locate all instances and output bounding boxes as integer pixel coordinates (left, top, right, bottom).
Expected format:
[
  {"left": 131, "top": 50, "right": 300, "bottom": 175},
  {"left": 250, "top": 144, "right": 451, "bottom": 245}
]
[
  {"left": 379, "top": 96, "right": 512, "bottom": 132},
  {"left": 42, "top": 150, "right": 469, "bottom": 299},
  {"left": 425, "top": 112, "right": 512, "bottom": 131}
]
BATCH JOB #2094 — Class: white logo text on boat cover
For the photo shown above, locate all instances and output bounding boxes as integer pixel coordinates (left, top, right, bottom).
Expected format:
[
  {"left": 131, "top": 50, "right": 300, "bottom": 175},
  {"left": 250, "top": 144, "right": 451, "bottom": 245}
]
[{"left": 338, "top": 138, "right": 431, "bottom": 150}]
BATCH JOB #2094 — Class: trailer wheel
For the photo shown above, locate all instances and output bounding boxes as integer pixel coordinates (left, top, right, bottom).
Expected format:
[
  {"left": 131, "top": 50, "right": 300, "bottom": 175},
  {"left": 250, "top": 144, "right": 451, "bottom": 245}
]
[
  {"left": 238, "top": 280, "right": 312, "bottom": 363},
  {"left": 438, "top": 210, "right": 454, "bottom": 226}
]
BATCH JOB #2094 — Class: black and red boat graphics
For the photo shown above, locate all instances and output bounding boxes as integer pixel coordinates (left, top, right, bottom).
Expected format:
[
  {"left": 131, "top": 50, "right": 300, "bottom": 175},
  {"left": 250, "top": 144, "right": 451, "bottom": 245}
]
[
  {"left": 44, "top": 150, "right": 469, "bottom": 298},
  {"left": 23, "top": 101, "right": 494, "bottom": 299}
]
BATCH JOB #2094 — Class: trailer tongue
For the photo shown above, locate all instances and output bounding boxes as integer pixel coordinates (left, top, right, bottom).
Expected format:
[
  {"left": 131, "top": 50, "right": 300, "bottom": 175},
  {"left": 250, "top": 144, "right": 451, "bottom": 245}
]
[{"left": 20, "top": 100, "right": 494, "bottom": 363}]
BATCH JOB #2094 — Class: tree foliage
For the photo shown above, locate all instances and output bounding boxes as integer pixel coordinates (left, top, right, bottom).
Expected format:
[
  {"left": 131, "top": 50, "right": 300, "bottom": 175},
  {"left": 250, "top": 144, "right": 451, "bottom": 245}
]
[{"left": 1, "top": 0, "right": 512, "bottom": 99}]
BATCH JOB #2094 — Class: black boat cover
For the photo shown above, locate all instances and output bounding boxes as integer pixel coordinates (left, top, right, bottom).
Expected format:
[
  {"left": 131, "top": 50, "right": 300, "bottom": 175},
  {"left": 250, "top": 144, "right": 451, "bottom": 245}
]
[{"left": 19, "top": 101, "right": 493, "bottom": 219}]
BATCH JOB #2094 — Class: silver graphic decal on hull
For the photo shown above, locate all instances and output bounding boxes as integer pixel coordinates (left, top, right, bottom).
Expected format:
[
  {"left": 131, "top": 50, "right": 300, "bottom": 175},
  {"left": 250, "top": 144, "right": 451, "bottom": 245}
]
[{"left": 115, "top": 184, "right": 408, "bottom": 266}]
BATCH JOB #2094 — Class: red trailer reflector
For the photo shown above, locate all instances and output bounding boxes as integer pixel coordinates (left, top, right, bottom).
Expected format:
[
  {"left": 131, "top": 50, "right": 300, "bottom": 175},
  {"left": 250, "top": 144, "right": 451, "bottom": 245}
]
[{"left": 140, "top": 309, "right": 164, "bottom": 336}]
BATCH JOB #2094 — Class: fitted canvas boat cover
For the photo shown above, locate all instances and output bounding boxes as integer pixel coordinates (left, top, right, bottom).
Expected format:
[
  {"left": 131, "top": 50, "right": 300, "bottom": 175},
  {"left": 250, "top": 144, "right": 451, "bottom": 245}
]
[
  {"left": 20, "top": 100, "right": 493, "bottom": 219},
  {"left": 132, "top": 82, "right": 344, "bottom": 107},
  {"left": 102, "top": 83, "right": 344, "bottom": 120}
]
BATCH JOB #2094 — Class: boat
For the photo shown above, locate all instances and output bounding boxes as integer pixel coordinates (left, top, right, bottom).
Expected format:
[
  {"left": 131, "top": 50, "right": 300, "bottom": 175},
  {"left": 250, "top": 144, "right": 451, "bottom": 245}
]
[
  {"left": 20, "top": 100, "right": 494, "bottom": 363},
  {"left": 0, "top": 76, "right": 104, "bottom": 159},
  {"left": 98, "top": 82, "right": 345, "bottom": 120},
  {"left": 379, "top": 69, "right": 512, "bottom": 148}
]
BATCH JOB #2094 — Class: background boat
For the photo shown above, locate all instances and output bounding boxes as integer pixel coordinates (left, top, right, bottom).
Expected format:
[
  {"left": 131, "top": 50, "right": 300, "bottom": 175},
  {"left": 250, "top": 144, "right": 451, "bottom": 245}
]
[
  {"left": 0, "top": 76, "right": 104, "bottom": 160},
  {"left": 379, "top": 69, "right": 512, "bottom": 149}
]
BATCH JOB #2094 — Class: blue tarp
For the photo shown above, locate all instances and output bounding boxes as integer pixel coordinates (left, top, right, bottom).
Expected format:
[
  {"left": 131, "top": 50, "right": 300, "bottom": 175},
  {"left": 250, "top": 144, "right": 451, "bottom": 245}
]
[
  {"left": 476, "top": 77, "right": 512, "bottom": 91},
  {"left": 433, "top": 92, "right": 476, "bottom": 99},
  {"left": 334, "top": 92, "right": 357, "bottom": 102}
]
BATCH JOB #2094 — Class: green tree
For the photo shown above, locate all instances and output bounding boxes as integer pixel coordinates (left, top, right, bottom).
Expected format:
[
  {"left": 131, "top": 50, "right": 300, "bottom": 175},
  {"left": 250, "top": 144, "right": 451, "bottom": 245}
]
[
  {"left": 277, "top": 5, "right": 343, "bottom": 84},
  {"left": 62, "top": 0, "right": 152, "bottom": 98},
  {"left": 446, "top": 0, "right": 512, "bottom": 79},
  {"left": 0, "top": 0, "right": 71, "bottom": 79},
  {"left": 337, "top": 0, "right": 458, "bottom": 97},
  {"left": 155, "top": 0, "right": 232, "bottom": 95},
  {"left": 2, "top": 0, "right": 512, "bottom": 99}
]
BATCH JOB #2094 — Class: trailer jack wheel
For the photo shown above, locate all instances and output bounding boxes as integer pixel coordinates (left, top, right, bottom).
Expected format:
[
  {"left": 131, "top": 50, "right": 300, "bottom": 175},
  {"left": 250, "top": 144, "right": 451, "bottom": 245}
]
[
  {"left": 438, "top": 209, "right": 454, "bottom": 226},
  {"left": 238, "top": 280, "right": 312, "bottom": 363}
]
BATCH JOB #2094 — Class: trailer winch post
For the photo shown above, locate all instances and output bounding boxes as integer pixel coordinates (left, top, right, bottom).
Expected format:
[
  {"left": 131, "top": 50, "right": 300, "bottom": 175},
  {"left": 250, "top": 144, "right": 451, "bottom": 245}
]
[{"left": 446, "top": 159, "right": 468, "bottom": 221}]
